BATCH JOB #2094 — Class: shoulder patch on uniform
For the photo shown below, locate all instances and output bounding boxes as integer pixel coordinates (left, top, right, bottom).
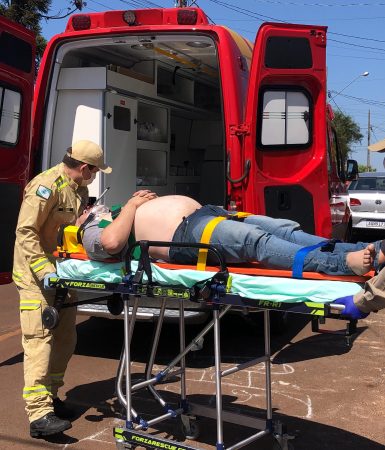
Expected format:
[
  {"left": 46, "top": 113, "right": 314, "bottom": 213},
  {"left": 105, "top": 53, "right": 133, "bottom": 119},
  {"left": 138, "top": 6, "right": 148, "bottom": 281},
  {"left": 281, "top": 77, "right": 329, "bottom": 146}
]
[
  {"left": 54, "top": 175, "right": 69, "bottom": 191},
  {"left": 36, "top": 185, "right": 52, "bottom": 200}
]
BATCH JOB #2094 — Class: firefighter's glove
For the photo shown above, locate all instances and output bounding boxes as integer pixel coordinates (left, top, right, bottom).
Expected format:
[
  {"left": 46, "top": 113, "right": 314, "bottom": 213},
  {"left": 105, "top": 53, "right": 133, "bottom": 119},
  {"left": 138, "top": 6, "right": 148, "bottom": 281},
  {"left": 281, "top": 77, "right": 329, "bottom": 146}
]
[
  {"left": 43, "top": 272, "right": 58, "bottom": 290},
  {"left": 332, "top": 295, "right": 369, "bottom": 320}
]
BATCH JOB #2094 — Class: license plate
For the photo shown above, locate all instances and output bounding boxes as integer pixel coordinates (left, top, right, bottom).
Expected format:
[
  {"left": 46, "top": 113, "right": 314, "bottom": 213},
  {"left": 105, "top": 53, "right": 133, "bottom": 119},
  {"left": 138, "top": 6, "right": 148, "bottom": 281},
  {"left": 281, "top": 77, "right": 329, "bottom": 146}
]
[{"left": 366, "top": 220, "right": 385, "bottom": 228}]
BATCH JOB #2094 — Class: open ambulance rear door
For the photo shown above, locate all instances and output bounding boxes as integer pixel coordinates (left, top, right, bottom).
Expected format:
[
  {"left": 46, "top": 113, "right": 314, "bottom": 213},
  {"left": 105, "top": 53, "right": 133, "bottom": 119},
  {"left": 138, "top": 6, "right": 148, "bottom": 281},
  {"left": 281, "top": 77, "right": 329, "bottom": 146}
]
[
  {"left": 242, "top": 23, "right": 330, "bottom": 237},
  {"left": 0, "top": 17, "right": 35, "bottom": 284}
]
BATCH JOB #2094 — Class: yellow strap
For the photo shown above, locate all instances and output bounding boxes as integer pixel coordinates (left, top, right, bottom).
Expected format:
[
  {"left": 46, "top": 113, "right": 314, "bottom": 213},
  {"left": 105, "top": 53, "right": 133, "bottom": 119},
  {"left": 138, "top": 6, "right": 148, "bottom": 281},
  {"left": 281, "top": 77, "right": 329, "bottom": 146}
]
[
  {"left": 230, "top": 212, "right": 252, "bottom": 219},
  {"left": 197, "top": 217, "right": 226, "bottom": 271},
  {"left": 196, "top": 211, "right": 253, "bottom": 271}
]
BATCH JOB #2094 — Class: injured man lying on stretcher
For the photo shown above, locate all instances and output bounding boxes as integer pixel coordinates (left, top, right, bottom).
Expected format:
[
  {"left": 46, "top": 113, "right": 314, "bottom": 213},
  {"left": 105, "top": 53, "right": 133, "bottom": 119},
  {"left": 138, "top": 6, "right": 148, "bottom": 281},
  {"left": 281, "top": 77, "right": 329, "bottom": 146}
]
[{"left": 75, "top": 191, "right": 385, "bottom": 319}]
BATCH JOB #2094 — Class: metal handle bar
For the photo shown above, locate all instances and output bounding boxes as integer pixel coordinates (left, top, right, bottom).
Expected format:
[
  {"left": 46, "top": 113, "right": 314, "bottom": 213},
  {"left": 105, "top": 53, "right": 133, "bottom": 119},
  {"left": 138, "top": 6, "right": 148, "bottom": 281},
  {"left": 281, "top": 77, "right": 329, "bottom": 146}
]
[
  {"left": 329, "top": 303, "right": 345, "bottom": 311},
  {"left": 226, "top": 159, "right": 251, "bottom": 184}
]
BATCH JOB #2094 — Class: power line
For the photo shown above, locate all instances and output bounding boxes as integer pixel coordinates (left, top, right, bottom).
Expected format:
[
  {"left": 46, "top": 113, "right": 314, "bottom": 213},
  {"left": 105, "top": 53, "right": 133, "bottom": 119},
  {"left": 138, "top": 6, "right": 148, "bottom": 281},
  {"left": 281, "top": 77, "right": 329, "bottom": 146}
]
[
  {"left": 207, "top": 0, "right": 385, "bottom": 53},
  {"left": 40, "top": 7, "right": 78, "bottom": 20},
  {"left": 252, "top": 0, "right": 385, "bottom": 6},
  {"left": 329, "top": 91, "right": 385, "bottom": 108},
  {"left": 192, "top": 1, "right": 216, "bottom": 23},
  {"left": 119, "top": 0, "right": 164, "bottom": 8},
  {"left": 207, "top": 0, "right": 282, "bottom": 22},
  {"left": 330, "top": 31, "right": 385, "bottom": 43},
  {"left": 322, "top": 16, "right": 385, "bottom": 21},
  {"left": 88, "top": 0, "right": 112, "bottom": 10},
  {"left": 372, "top": 125, "right": 385, "bottom": 134},
  {"left": 329, "top": 38, "right": 385, "bottom": 53},
  {"left": 328, "top": 53, "right": 385, "bottom": 61},
  {"left": 43, "top": 0, "right": 385, "bottom": 59},
  {"left": 219, "top": 15, "right": 385, "bottom": 21},
  {"left": 330, "top": 97, "right": 344, "bottom": 114}
]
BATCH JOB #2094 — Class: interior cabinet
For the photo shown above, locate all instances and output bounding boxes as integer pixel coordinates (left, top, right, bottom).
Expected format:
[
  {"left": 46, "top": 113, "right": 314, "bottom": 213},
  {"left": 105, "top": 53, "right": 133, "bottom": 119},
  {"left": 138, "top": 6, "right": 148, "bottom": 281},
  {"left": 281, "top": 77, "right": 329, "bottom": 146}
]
[
  {"left": 136, "top": 101, "right": 169, "bottom": 186},
  {"left": 137, "top": 102, "right": 168, "bottom": 143}
]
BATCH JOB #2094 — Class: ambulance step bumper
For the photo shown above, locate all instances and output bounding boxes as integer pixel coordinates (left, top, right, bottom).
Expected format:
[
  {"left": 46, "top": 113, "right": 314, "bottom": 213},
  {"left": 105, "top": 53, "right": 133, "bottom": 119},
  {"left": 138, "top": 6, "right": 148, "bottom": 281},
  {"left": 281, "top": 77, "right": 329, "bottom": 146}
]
[{"left": 77, "top": 302, "right": 209, "bottom": 324}]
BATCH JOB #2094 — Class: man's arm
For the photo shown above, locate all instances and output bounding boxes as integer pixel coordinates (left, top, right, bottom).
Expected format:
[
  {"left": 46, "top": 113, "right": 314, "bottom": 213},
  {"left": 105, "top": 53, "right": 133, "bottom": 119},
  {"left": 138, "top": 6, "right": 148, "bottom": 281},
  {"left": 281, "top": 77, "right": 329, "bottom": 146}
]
[
  {"left": 15, "top": 178, "right": 58, "bottom": 280},
  {"left": 100, "top": 191, "right": 156, "bottom": 255}
]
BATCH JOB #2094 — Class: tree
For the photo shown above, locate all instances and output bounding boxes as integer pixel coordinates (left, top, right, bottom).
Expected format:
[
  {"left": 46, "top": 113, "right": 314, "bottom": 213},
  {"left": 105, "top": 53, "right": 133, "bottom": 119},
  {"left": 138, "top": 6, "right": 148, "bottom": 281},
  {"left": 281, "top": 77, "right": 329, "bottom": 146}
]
[
  {"left": 332, "top": 110, "right": 363, "bottom": 167},
  {"left": 358, "top": 164, "right": 376, "bottom": 173},
  {"left": 0, "top": 1, "right": 83, "bottom": 71},
  {"left": 0, "top": 0, "right": 51, "bottom": 68}
]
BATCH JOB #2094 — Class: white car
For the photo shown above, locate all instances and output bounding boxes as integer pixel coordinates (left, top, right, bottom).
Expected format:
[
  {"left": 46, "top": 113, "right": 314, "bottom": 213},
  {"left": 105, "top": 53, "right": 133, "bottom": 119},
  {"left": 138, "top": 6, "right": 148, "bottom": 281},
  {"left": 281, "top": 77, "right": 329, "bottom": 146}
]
[{"left": 348, "top": 172, "right": 385, "bottom": 232}]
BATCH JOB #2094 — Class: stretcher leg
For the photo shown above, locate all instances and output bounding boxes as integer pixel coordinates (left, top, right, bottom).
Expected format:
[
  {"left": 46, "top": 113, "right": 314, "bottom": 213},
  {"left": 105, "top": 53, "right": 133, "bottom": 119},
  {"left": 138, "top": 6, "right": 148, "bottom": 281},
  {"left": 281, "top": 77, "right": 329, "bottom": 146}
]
[
  {"left": 116, "top": 297, "right": 143, "bottom": 426},
  {"left": 114, "top": 293, "right": 295, "bottom": 449},
  {"left": 179, "top": 299, "right": 187, "bottom": 405},
  {"left": 311, "top": 316, "right": 358, "bottom": 347},
  {"left": 213, "top": 307, "right": 224, "bottom": 449},
  {"left": 265, "top": 310, "right": 273, "bottom": 423},
  {"left": 179, "top": 300, "right": 201, "bottom": 440},
  {"left": 124, "top": 294, "right": 133, "bottom": 429},
  {"left": 146, "top": 299, "right": 169, "bottom": 407}
]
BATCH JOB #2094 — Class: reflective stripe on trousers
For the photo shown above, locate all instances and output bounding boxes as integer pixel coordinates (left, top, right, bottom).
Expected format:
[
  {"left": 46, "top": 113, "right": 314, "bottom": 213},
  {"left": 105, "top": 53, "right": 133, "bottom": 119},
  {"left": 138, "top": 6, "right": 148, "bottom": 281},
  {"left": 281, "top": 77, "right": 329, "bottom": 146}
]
[{"left": 23, "top": 384, "right": 51, "bottom": 399}]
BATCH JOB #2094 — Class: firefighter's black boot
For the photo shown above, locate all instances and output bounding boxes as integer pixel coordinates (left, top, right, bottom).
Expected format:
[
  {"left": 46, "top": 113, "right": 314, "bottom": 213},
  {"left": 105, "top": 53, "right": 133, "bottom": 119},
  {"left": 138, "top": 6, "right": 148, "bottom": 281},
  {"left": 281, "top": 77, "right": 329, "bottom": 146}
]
[{"left": 30, "top": 412, "right": 72, "bottom": 438}]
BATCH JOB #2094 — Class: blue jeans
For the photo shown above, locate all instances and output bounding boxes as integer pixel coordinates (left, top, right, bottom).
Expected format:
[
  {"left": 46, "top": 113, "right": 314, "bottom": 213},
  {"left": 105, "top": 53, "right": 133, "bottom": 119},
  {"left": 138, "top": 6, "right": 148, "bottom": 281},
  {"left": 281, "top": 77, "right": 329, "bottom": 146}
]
[{"left": 169, "top": 205, "right": 381, "bottom": 275}]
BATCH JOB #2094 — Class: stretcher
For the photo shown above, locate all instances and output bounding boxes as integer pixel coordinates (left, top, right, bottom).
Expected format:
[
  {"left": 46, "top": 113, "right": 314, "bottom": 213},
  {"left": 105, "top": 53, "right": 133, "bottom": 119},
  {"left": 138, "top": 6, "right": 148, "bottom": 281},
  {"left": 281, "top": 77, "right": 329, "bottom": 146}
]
[{"left": 44, "top": 241, "right": 371, "bottom": 450}]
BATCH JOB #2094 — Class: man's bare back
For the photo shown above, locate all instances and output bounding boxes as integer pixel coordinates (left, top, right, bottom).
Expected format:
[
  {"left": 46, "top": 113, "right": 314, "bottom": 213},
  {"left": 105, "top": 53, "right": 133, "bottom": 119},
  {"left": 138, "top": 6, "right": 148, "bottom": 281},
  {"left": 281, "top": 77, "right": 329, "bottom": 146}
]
[{"left": 134, "top": 195, "right": 202, "bottom": 259}]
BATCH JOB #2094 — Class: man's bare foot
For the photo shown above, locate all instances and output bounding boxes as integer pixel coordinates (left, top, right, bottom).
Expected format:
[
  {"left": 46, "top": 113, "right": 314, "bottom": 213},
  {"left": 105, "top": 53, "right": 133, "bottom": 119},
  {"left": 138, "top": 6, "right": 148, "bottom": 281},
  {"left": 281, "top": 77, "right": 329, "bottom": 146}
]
[{"left": 346, "top": 244, "right": 375, "bottom": 276}]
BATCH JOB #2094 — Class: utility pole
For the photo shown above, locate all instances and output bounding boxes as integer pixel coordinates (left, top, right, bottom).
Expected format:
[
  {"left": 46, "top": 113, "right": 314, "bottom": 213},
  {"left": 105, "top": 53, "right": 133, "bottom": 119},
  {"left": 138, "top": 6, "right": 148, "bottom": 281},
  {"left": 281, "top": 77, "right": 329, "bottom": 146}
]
[
  {"left": 367, "top": 109, "right": 371, "bottom": 170},
  {"left": 74, "top": 0, "right": 84, "bottom": 10}
]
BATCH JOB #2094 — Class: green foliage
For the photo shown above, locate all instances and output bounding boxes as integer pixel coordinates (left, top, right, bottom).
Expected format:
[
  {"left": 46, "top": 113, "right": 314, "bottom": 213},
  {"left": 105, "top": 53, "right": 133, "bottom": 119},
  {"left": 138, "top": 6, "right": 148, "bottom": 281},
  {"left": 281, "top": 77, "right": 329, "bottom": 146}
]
[
  {"left": 332, "top": 110, "right": 363, "bottom": 166},
  {"left": 358, "top": 164, "right": 376, "bottom": 173},
  {"left": 0, "top": 0, "right": 51, "bottom": 69}
]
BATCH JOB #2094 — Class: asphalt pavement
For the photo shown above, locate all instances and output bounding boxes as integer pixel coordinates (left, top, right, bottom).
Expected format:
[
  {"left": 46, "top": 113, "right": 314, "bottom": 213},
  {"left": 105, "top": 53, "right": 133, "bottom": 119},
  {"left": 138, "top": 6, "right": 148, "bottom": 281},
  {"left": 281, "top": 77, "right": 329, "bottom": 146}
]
[{"left": 0, "top": 281, "right": 384, "bottom": 450}]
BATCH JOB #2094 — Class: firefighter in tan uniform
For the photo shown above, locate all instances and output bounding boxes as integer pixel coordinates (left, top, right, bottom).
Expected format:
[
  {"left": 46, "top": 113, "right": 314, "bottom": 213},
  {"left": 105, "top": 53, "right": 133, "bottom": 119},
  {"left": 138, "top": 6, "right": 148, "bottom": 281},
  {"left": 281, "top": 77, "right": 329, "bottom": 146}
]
[{"left": 13, "top": 140, "right": 112, "bottom": 438}]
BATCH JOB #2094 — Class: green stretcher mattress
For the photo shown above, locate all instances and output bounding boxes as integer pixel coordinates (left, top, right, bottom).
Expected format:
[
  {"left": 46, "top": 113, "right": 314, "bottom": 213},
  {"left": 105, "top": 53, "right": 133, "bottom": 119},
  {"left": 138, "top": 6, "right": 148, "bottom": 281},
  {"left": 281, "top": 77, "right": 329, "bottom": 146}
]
[{"left": 56, "top": 258, "right": 363, "bottom": 304}]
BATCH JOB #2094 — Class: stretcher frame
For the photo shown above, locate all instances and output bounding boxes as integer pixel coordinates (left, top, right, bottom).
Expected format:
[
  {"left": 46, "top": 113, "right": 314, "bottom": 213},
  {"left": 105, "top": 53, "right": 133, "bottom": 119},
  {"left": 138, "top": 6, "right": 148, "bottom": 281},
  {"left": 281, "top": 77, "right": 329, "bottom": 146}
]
[{"left": 44, "top": 241, "right": 363, "bottom": 450}]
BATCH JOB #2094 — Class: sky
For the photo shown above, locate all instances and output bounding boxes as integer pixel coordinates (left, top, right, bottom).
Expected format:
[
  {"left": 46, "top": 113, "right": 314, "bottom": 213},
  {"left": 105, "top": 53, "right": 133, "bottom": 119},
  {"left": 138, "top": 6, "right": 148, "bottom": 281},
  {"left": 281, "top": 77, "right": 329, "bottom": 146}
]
[{"left": 41, "top": 0, "right": 385, "bottom": 170}]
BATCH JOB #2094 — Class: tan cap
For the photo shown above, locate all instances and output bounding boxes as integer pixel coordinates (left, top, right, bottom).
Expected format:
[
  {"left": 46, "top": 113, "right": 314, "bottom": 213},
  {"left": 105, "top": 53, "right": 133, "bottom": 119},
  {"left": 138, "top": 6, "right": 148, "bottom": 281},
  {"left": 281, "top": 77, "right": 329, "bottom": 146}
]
[
  {"left": 68, "top": 140, "right": 112, "bottom": 173},
  {"left": 368, "top": 138, "right": 385, "bottom": 153}
]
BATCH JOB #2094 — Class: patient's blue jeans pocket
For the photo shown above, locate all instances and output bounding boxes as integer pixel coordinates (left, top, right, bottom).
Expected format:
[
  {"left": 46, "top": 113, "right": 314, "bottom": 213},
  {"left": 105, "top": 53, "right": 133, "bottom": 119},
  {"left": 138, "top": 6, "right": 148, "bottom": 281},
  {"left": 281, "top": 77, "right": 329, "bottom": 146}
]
[{"left": 169, "top": 205, "right": 226, "bottom": 263}]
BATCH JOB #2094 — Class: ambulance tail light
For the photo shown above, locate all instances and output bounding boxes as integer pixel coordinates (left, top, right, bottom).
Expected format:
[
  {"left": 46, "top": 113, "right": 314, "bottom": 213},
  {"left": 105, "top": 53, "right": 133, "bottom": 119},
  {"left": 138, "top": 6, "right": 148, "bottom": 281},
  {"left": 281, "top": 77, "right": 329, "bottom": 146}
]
[
  {"left": 71, "top": 15, "right": 91, "bottom": 30},
  {"left": 349, "top": 198, "right": 361, "bottom": 207},
  {"left": 122, "top": 10, "right": 136, "bottom": 25},
  {"left": 177, "top": 10, "right": 197, "bottom": 25}
]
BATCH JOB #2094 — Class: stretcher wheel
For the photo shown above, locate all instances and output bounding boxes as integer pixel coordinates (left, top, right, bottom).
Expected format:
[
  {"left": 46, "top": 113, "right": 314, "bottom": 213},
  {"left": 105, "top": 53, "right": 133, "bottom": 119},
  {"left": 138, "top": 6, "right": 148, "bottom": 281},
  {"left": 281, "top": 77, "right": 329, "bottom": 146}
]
[
  {"left": 115, "top": 441, "right": 135, "bottom": 449},
  {"left": 42, "top": 306, "right": 59, "bottom": 329},
  {"left": 180, "top": 419, "right": 200, "bottom": 440},
  {"left": 107, "top": 295, "right": 124, "bottom": 316}
]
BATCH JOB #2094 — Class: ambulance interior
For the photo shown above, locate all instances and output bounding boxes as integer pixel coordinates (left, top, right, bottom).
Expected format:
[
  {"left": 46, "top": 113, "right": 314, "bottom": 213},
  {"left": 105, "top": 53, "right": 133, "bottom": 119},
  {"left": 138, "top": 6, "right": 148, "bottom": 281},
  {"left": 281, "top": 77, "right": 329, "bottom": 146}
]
[{"left": 45, "top": 35, "right": 225, "bottom": 208}]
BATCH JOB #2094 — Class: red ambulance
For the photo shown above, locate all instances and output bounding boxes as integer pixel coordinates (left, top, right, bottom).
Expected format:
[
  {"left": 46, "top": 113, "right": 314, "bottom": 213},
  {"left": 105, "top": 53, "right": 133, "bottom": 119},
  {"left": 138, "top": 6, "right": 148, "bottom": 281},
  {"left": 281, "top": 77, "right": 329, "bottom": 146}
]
[
  {"left": 1, "top": 8, "right": 356, "bottom": 298},
  {"left": 0, "top": 15, "right": 35, "bottom": 284}
]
